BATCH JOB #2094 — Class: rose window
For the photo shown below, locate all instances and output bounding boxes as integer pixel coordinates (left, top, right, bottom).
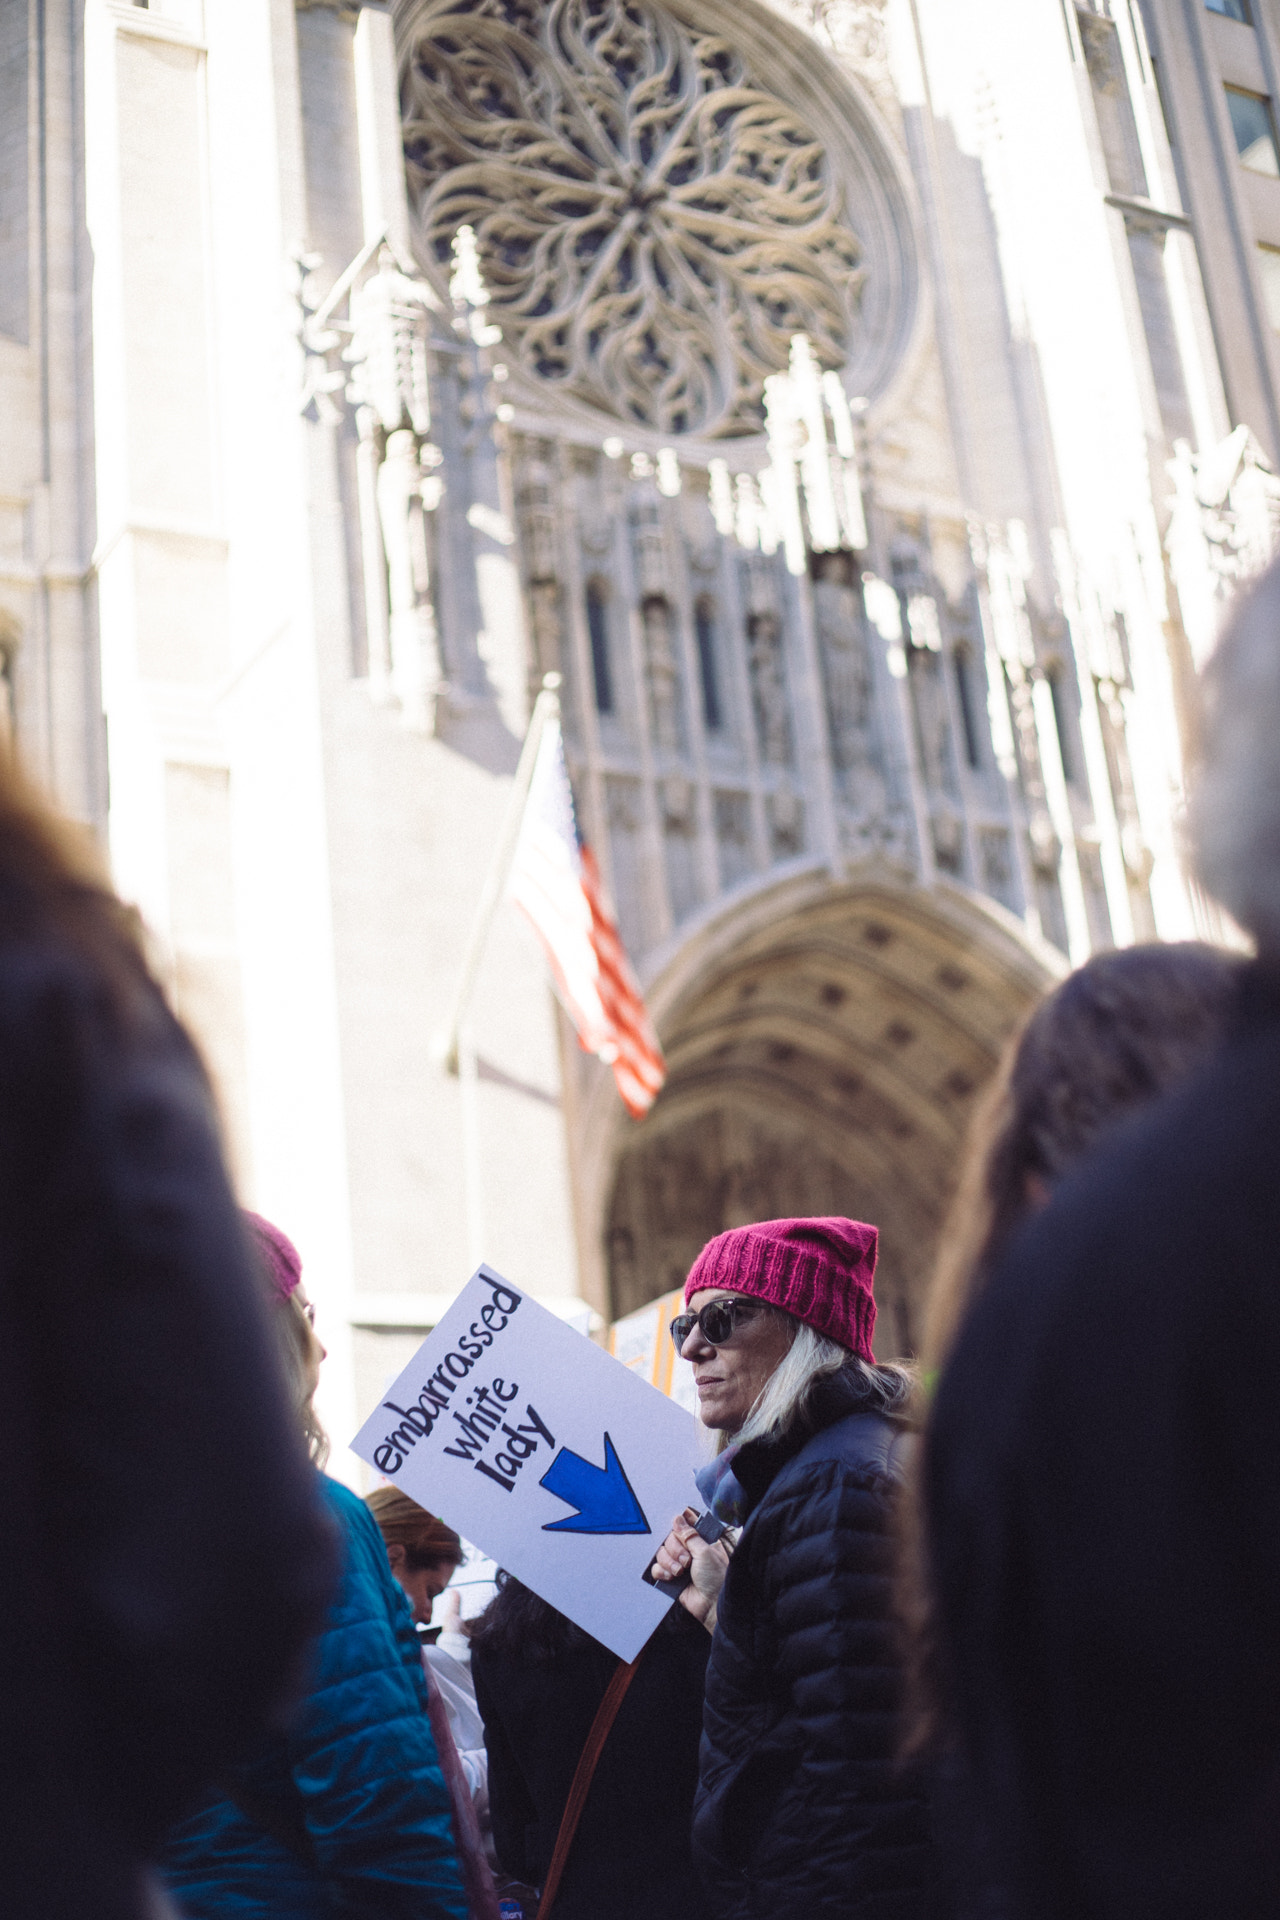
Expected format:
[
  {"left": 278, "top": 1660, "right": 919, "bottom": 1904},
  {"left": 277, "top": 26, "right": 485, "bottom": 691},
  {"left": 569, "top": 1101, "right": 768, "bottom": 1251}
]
[{"left": 399, "top": 0, "right": 890, "bottom": 439}]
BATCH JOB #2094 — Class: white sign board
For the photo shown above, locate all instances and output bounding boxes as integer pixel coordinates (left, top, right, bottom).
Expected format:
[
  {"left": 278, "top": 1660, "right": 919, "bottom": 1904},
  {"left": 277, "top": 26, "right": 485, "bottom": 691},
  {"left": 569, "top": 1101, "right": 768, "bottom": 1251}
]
[{"left": 352, "top": 1266, "right": 703, "bottom": 1661}]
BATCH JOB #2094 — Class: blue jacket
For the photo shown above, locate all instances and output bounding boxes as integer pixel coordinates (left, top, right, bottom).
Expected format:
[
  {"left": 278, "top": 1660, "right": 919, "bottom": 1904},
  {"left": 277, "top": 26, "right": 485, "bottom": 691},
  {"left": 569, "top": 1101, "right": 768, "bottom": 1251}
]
[{"left": 163, "top": 1478, "right": 467, "bottom": 1919}]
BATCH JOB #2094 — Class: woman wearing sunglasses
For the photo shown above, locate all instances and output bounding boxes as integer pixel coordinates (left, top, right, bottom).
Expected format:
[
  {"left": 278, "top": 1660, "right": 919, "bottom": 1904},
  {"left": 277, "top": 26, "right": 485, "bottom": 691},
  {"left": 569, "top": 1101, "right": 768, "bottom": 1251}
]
[{"left": 651, "top": 1216, "right": 934, "bottom": 1920}]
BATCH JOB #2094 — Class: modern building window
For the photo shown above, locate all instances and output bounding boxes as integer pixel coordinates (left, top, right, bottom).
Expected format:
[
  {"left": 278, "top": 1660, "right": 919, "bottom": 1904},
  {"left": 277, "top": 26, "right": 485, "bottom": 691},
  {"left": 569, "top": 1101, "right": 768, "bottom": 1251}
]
[
  {"left": 1059, "top": 0, "right": 1079, "bottom": 61},
  {"left": 585, "top": 577, "right": 614, "bottom": 714},
  {"left": 1258, "top": 244, "right": 1280, "bottom": 330},
  {"left": 952, "top": 643, "right": 984, "bottom": 771},
  {"left": 1226, "top": 87, "right": 1280, "bottom": 175},
  {"left": 1150, "top": 57, "right": 1179, "bottom": 153},
  {"left": 1126, "top": 0, "right": 1151, "bottom": 85},
  {"left": 1206, "top": 0, "right": 1251, "bottom": 22},
  {"left": 1078, "top": 11, "right": 1148, "bottom": 196},
  {"left": 693, "top": 595, "right": 723, "bottom": 733}
]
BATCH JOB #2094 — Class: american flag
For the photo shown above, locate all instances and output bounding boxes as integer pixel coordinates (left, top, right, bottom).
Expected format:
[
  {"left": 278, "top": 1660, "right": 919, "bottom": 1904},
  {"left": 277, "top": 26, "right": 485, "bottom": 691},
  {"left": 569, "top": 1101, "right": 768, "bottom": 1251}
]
[{"left": 509, "top": 716, "right": 666, "bottom": 1118}]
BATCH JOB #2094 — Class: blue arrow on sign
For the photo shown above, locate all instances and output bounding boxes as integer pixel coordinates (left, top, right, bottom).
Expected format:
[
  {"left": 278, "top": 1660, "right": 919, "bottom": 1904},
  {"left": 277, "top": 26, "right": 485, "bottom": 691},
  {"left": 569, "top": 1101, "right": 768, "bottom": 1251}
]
[{"left": 539, "top": 1432, "right": 651, "bottom": 1535}]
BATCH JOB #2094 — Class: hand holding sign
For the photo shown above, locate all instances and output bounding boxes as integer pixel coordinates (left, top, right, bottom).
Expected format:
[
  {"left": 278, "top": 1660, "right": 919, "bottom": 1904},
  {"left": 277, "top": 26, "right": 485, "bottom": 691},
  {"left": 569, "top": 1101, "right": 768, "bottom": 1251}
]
[
  {"left": 352, "top": 1267, "right": 703, "bottom": 1662},
  {"left": 650, "top": 1509, "right": 732, "bottom": 1628}
]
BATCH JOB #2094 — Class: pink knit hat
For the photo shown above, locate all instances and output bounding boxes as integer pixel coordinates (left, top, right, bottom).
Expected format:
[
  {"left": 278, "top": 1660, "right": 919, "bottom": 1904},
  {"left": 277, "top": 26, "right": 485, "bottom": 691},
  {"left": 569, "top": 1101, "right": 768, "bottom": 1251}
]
[
  {"left": 683, "top": 1216, "right": 878, "bottom": 1362},
  {"left": 243, "top": 1210, "right": 303, "bottom": 1303}
]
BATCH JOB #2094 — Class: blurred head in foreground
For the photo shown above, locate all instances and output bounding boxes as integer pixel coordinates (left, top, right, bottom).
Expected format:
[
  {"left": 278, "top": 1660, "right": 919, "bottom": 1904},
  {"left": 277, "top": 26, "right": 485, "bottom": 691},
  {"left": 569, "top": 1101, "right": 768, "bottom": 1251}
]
[
  {"left": 365, "top": 1485, "right": 463, "bottom": 1625},
  {"left": 905, "top": 938, "right": 1241, "bottom": 1763},
  {"left": 914, "top": 576, "right": 1280, "bottom": 1919},
  {"left": 921, "top": 940, "right": 1242, "bottom": 1382}
]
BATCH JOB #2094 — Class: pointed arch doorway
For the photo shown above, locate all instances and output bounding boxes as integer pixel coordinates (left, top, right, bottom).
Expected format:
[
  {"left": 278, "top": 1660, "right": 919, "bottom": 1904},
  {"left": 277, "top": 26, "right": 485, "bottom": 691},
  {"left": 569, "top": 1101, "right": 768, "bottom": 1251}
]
[{"left": 598, "top": 874, "right": 1061, "bottom": 1357}]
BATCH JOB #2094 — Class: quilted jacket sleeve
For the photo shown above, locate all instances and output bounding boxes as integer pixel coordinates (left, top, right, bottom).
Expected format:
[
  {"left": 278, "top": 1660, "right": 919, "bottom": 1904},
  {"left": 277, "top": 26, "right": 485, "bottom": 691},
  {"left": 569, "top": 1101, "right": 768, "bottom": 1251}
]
[
  {"left": 288, "top": 1482, "right": 467, "bottom": 1919},
  {"left": 738, "top": 1458, "right": 929, "bottom": 1917}
]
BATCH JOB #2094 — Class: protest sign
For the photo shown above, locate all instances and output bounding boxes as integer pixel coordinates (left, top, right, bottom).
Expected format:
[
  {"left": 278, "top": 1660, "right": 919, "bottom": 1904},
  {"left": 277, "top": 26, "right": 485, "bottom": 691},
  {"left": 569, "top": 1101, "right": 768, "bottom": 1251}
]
[
  {"left": 609, "top": 1286, "right": 699, "bottom": 1416},
  {"left": 352, "top": 1265, "right": 704, "bottom": 1661}
]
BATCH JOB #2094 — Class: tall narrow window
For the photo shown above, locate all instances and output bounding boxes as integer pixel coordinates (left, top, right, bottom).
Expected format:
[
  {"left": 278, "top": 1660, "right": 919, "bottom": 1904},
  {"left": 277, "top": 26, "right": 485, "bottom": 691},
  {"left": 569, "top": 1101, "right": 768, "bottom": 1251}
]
[
  {"left": 694, "top": 596, "right": 723, "bottom": 732},
  {"left": 1226, "top": 87, "right": 1280, "bottom": 175},
  {"left": 1126, "top": 0, "right": 1151, "bottom": 85},
  {"left": 952, "top": 644, "right": 983, "bottom": 771},
  {"left": 1258, "top": 244, "right": 1280, "bottom": 330},
  {"left": 1048, "top": 663, "right": 1077, "bottom": 784},
  {"left": 1059, "top": 0, "right": 1079, "bottom": 61},
  {"left": 1078, "top": 10, "right": 1148, "bottom": 197},
  {"left": 1151, "top": 57, "right": 1178, "bottom": 152},
  {"left": 1207, "top": 0, "right": 1251, "bottom": 22},
  {"left": 585, "top": 578, "right": 614, "bottom": 714},
  {"left": 1113, "top": 609, "right": 1134, "bottom": 684}
]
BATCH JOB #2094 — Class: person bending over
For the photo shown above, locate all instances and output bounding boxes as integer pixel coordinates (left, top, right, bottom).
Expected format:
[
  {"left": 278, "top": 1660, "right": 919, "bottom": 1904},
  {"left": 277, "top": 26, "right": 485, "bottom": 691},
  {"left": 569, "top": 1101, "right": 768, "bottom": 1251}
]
[{"left": 470, "top": 1573, "right": 710, "bottom": 1920}]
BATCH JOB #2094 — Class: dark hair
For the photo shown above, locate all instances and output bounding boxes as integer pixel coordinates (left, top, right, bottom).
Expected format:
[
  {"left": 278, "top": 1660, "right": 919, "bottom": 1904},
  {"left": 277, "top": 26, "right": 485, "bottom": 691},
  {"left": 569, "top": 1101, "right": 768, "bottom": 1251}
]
[
  {"left": 0, "top": 746, "right": 155, "bottom": 1016},
  {"left": 903, "top": 940, "right": 1242, "bottom": 1757},
  {"left": 921, "top": 942, "right": 1242, "bottom": 1378},
  {"left": 469, "top": 1571, "right": 598, "bottom": 1667}
]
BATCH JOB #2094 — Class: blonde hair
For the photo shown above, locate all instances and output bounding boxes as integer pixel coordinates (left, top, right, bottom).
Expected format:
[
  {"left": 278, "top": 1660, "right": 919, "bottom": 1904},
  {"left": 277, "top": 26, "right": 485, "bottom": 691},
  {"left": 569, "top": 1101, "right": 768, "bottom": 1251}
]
[
  {"left": 728, "top": 1318, "right": 913, "bottom": 1451},
  {"left": 273, "top": 1292, "right": 329, "bottom": 1468},
  {"left": 365, "top": 1485, "right": 462, "bottom": 1567}
]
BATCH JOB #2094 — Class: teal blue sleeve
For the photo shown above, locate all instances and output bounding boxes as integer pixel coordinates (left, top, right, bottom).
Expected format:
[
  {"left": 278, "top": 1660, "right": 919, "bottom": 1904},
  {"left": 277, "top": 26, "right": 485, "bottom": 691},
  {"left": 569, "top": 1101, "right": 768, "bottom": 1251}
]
[{"left": 289, "top": 1480, "right": 467, "bottom": 1919}]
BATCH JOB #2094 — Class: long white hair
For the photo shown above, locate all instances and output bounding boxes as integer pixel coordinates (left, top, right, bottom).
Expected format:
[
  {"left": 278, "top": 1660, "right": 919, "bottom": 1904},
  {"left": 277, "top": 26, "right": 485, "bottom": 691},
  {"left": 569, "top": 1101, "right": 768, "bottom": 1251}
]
[
  {"left": 724, "top": 1317, "right": 913, "bottom": 1451},
  {"left": 1193, "top": 555, "right": 1280, "bottom": 952}
]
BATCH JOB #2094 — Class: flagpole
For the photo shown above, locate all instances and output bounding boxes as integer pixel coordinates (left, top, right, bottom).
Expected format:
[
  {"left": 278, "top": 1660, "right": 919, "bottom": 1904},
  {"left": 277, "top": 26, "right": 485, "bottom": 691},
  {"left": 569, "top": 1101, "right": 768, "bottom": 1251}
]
[
  {"left": 436, "top": 672, "right": 562, "bottom": 1076},
  {"left": 456, "top": 1021, "right": 486, "bottom": 1264}
]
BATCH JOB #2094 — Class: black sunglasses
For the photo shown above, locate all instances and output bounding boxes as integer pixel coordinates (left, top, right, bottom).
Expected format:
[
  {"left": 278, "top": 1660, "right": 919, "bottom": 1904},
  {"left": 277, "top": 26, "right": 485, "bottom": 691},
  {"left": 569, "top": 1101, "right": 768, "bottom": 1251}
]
[{"left": 669, "top": 1296, "right": 766, "bottom": 1352}]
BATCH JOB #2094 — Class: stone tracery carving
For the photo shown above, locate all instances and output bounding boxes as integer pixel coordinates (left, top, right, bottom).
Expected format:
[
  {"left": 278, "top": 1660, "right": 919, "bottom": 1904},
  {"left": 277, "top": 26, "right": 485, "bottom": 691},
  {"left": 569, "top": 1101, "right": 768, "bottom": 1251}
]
[
  {"left": 400, "top": 0, "right": 868, "bottom": 437},
  {"left": 812, "top": 560, "right": 880, "bottom": 788},
  {"left": 747, "top": 609, "right": 793, "bottom": 767},
  {"left": 516, "top": 453, "right": 564, "bottom": 693},
  {"left": 768, "top": 787, "right": 804, "bottom": 856},
  {"left": 305, "top": 242, "right": 448, "bottom": 729},
  {"left": 642, "top": 596, "right": 683, "bottom": 753},
  {"left": 906, "top": 645, "right": 957, "bottom": 802},
  {"left": 769, "top": 0, "right": 894, "bottom": 113},
  {"left": 1166, "top": 427, "right": 1280, "bottom": 669}
]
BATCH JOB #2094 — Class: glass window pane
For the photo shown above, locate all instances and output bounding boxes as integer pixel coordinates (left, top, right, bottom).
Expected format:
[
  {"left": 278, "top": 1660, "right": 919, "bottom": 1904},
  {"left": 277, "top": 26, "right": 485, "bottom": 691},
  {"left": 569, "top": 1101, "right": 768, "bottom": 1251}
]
[
  {"left": 694, "top": 598, "right": 723, "bottom": 733},
  {"left": 952, "top": 646, "right": 983, "bottom": 771},
  {"left": 585, "top": 579, "right": 614, "bottom": 714},
  {"left": 1206, "top": 0, "right": 1251, "bottom": 21},
  {"left": 1226, "top": 87, "right": 1280, "bottom": 175},
  {"left": 1048, "top": 666, "right": 1077, "bottom": 785},
  {"left": 1258, "top": 246, "right": 1280, "bottom": 331}
]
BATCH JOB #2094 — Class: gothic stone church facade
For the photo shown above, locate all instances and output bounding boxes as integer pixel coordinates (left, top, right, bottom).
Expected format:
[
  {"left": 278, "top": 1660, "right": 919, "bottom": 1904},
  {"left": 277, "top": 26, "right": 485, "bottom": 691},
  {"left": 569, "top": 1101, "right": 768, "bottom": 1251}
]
[{"left": 5, "top": 0, "right": 1280, "bottom": 1449}]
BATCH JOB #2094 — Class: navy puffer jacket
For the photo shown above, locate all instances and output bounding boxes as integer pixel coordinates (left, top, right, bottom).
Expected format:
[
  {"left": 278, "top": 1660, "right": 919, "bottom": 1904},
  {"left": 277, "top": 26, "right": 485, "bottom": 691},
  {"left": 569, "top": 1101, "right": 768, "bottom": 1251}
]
[
  {"left": 162, "top": 1478, "right": 466, "bottom": 1919},
  {"left": 693, "top": 1370, "right": 933, "bottom": 1919}
]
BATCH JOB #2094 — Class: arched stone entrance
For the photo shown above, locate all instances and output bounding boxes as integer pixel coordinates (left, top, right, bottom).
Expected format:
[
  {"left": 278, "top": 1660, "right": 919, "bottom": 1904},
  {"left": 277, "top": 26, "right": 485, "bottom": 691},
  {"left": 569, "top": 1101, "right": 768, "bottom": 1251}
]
[{"left": 598, "top": 871, "right": 1060, "bottom": 1356}]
